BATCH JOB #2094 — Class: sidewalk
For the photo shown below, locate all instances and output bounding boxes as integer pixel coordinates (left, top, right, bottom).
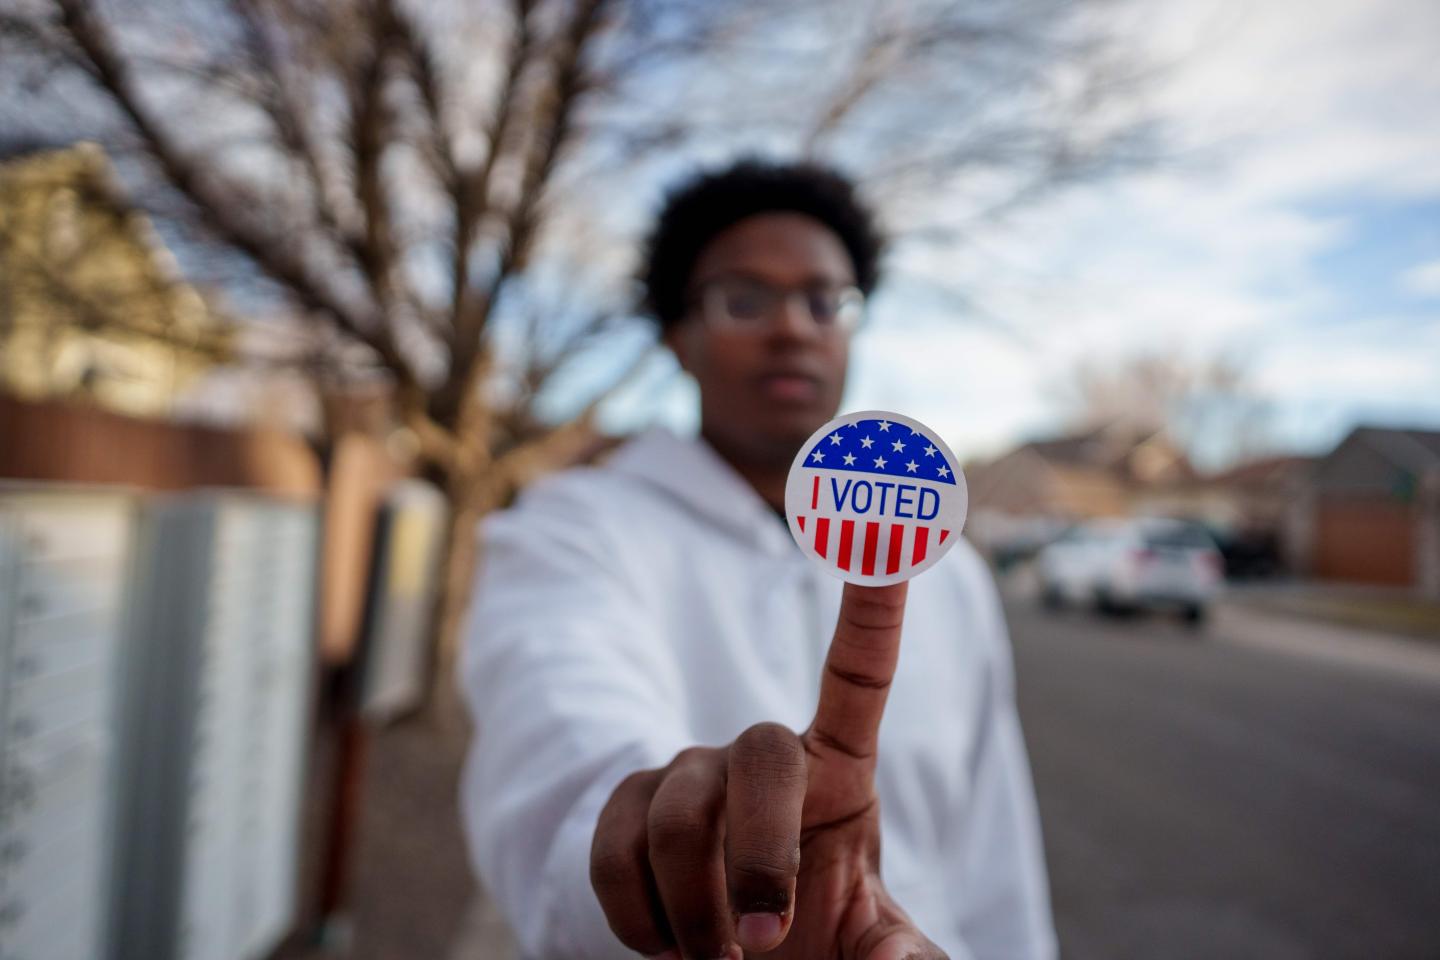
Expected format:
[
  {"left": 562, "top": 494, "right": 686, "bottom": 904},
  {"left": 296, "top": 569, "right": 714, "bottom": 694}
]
[
  {"left": 997, "top": 562, "right": 1440, "bottom": 686},
  {"left": 1224, "top": 580, "right": 1440, "bottom": 643},
  {"left": 1215, "top": 597, "right": 1440, "bottom": 687},
  {"left": 280, "top": 681, "right": 518, "bottom": 960}
]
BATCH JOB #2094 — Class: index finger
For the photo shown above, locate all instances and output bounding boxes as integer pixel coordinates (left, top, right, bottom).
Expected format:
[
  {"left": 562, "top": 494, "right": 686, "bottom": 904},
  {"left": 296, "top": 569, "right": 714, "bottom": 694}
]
[{"left": 807, "top": 581, "right": 908, "bottom": 764}]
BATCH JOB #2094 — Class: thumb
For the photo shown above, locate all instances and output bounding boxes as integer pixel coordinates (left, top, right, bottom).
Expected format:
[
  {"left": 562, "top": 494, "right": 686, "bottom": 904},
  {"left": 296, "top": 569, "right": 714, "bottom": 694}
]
[{"left": 842, "top": 878, "right": 948, "bottom": 960}]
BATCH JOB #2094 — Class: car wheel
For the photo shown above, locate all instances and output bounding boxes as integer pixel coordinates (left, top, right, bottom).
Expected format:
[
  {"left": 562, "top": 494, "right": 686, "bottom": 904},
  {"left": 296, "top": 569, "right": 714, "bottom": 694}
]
[
  {"left": 1096, "top": 589, "right": 1139, "bottom": 618},
  {"left": 1041, "top": 585, "right": 1065, "bottom": 611},
  {"left": 1181, "top": 604, "right": 1207, "bottom": 628}
]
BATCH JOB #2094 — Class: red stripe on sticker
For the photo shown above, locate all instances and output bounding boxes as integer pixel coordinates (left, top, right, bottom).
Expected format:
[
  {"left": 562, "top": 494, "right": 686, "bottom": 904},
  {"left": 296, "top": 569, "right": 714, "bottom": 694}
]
[
  {"left": 886, "top": 524, "right": 904, "bottom": 574},
  {"left": 861, "top": 522, "right": 879, "bottom": 576},
  {"left": 838, "top": 520, "right": 855, "bottom": 571},
  {"left": 797, "top": 515, "right": 806, "bottom": 532},
  {"left": 814, "top": 517, "right": 830, "bottom": 558},
  {"left": 939, "top": 529, "right": 950, "bottom": 544},
  {"left": 913, "top": 526, "right": 929, "bottom": 566},
  {"left": 811, "top": 475, "right": 819, "bottom": 510}
]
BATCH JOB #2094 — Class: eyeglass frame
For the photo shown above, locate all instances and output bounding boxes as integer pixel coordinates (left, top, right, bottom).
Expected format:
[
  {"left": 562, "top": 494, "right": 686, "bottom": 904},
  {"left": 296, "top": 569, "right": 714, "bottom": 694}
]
[{"left": 682, "top": 275, "right": 867, "bottom": 335}]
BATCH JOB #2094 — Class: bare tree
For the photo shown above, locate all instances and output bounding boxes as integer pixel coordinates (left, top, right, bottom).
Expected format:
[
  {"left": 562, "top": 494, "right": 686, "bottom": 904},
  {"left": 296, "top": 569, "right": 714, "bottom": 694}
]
[
  {"left": 0, "top": 0, "right": 1159, "bottom": 664},
  {"left": 1058, "top": 351, "right": 1275, "bottom": 468}
]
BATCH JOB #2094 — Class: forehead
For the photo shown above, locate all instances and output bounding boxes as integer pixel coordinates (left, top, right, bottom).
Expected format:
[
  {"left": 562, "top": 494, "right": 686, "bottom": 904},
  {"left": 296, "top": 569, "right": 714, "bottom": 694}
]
[{"left": 689, "top": 212, "right": 855, "bottom": 287}]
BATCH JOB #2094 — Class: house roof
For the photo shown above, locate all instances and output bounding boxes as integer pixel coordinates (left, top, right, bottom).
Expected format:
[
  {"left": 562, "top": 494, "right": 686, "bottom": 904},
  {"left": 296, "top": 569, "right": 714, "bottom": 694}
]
[
  {"left": 1045, "top": 464, "right": 1133, "bottom": 516},
  {"left": 1017, "top": 421, "right": 1195, "bottom": 485},
  {"left": 1345, "top": 426, "right": 1440, "bottom": 473},
  {"left": 1023, "top": 424, "right": 1128, "bottom": 467},
  {"left": 1203, "top": 454, "right": 1314, "bottom": 489}
]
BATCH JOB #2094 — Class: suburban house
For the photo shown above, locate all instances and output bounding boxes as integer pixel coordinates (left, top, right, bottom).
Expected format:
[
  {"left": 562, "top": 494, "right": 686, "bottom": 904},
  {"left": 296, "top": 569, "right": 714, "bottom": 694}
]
[
  {"left": 0, "top": 143, "right": 232, "bottom": 417},
  {"left": 965, "top": 423, "right": 1195, "bottom": 556},
  {"left": 1136, "top": 453, "right": 1315, "bottom": 576},
  {"left": 1289, "top": 425, "right": 1440, "bottom": 591}
]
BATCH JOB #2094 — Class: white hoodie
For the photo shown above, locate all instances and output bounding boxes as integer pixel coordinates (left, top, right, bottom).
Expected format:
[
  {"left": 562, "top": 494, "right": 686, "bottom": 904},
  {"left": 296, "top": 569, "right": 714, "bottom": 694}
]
[{"left": 459, "top": 428, "right": 1056, "bottom": 959}]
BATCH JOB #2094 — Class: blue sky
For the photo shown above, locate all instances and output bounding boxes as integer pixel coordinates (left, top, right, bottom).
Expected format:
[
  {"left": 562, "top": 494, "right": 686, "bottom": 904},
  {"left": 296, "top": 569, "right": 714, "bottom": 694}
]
[
  {"left": 593, "top": 0, "right": 1440, "bottom": 468},
  {"left": 1307, "top": 199, "right": 1440, "bottom": 317}
]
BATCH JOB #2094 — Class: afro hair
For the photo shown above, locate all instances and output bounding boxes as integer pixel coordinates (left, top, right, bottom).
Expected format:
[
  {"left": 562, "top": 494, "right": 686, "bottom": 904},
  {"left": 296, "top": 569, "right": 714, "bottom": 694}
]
[{"left": 638, "top": 158, "right": 885, "bottom": 329}]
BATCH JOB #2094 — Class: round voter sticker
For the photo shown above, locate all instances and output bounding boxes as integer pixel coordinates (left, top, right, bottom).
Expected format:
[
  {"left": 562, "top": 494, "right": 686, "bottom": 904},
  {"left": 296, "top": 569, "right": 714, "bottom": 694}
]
[{"left": 785, "top": 410, "right": 968, "bottom": 586}]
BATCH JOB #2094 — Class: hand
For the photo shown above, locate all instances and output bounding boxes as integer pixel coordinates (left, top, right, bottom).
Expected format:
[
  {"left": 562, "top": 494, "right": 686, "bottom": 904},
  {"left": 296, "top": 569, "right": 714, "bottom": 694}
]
[{"left": 590, "top": 581, "right": 947, "bottom": 959}]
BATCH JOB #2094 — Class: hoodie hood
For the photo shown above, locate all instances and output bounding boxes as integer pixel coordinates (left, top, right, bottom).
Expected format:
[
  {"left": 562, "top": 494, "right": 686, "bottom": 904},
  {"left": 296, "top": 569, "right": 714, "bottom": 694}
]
[{"left": 605, "top": 427, "right": 796, "bottom": 557}]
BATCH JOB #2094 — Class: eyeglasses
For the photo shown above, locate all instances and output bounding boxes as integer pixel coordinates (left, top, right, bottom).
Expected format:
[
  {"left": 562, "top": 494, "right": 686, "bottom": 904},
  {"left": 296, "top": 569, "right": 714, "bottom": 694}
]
[{"left": 686, "top": 277, "right": 865, "bottom": 334}]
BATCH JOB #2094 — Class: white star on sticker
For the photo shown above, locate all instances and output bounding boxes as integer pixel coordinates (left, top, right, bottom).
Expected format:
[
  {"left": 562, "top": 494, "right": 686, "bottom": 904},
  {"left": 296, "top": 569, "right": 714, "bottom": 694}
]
[
  {"left": 843, "top": 453, "right": 857, "bottom": 465},
  {"left": 873, "top": 455, "right": 887, "bottom": 468},
  {"left": 860, "top": 435, "right": 874, "bottom": 449},
  {"left": 811, "top": 451, "right": 825, "bottom": 463},
  {"left": 877, "top": 420, "right": 891, "bottom": 432},
  {"left": 936, "top": 465, "right": 950, "bottom": 478},
  {"left": 905, "top": 460, "right": 919, "bottom": 473},
  {"left": 828, "top": 432, "right": 843, "bottom": 446},
  {"left": 923, "top": 444, "right": 937, "bottom": 457},
  {"left": 891, "top": 439, "right": 905, "bottom": 452}
]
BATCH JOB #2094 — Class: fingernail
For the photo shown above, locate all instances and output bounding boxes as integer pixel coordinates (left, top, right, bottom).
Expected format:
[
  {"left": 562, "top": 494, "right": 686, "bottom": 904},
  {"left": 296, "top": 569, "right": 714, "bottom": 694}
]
[{"left": 736, "top": 912, "right": 784, "bottom": 950}]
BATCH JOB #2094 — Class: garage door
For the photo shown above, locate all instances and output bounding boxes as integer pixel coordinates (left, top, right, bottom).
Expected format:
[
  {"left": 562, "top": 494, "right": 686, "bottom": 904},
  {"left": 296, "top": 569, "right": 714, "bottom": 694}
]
[{"left": 1315, "top": 499, "right": 1415, "bottom": 586}]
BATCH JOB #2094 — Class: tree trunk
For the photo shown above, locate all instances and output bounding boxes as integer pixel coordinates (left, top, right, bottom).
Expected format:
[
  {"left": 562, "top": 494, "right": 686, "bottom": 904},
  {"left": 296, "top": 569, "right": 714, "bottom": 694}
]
[{"left": 427, "top": 467, "right": 497, "bottom": 713}]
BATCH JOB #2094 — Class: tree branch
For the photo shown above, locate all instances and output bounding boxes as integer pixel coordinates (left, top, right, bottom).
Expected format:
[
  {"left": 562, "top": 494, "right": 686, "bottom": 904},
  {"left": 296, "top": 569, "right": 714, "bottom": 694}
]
[
  {"left": 383, "top": 0, "right": 459, "bottom": 196},
  {"left": 447, "top": 0, "right": 538, "bottom": 335},
  {"left": 493, "top": 340, "right": 656, "bottom": 490},
  {"left": 801, "top": 19, "right": 905, "bottom": 154},
  {"left": 228, "top": 0, "right": 356, "bottom": 248},
  {"left": 441, "top": 0, "right": 613, "bottom": 425},
  {"left": 51, "top": 0, "right": 419, "bottom": 392},
  {"left": 344, "top": 6, "right": 399, "bottom": 315}
]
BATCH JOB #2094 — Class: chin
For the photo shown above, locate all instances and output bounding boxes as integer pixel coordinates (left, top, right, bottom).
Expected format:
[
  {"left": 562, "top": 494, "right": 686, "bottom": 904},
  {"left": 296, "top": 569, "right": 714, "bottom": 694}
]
[
  {"left": 760, "top": 403, "right": 836, "bottom": 450},
  {"left": 702, "top": 394, "right": 840, "bottom": 463}
]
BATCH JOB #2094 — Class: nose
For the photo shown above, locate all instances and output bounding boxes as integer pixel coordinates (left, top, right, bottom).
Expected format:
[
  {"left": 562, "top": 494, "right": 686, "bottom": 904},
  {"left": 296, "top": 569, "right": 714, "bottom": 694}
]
[{"left": 771, "top": 290, "right": 818, "bottom": 341}]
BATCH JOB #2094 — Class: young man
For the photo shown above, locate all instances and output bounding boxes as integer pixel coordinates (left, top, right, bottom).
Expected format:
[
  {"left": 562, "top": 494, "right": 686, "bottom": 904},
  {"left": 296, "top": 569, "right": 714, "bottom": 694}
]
[{"left": 459, "top": 160, "right": 1055, "bottom": 960}]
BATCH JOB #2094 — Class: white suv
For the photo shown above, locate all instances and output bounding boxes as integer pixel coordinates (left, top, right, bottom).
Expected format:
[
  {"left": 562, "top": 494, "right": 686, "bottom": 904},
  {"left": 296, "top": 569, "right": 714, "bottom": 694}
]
[{"left": 1037, "top": 517, "right": 1223, "bottom": 624}]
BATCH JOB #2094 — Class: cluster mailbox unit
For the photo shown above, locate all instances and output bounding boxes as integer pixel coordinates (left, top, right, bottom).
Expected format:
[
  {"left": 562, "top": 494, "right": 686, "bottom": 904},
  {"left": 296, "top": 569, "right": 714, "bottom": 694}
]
[
  {"left": 0, "top": 490, "right": 134, "bottom": 960},
  {"left": 0, "top": 487, "right": 317, "bottom": 960}
]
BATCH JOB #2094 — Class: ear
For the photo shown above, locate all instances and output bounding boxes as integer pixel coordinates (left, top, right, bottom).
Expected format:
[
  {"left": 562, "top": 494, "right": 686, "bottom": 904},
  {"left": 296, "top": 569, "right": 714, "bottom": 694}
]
[{"left": 663, "top": 322, "right": 702, "bottom": 376}]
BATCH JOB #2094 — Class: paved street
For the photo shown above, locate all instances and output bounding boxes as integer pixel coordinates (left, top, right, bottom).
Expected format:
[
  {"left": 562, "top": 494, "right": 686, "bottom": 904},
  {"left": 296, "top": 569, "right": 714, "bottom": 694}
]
[
  {"left": 1010, "top": 602, "right": 1440, "bottom": 960},
  {"left": 293, "top": 600, "right": 1440, "bottom": 960}
]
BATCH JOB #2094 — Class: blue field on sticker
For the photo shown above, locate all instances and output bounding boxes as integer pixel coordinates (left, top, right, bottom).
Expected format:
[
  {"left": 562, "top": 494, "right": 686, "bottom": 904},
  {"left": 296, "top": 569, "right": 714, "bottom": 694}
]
[{"left": 800, "top": 418, "right": 956, "bottom": 485}]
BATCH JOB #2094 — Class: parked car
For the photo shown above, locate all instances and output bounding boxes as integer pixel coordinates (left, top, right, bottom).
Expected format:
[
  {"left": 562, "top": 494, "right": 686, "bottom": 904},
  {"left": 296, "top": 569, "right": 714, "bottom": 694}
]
[
  {"left": 987, "top": 518, "right": 1073, "bottom": 574},
  {"left": 1201, "top": 521, "right": 1284, "bottom": 580},
  {"left": 1037, "top": 517, "right": 1224, "bottom": 623}
]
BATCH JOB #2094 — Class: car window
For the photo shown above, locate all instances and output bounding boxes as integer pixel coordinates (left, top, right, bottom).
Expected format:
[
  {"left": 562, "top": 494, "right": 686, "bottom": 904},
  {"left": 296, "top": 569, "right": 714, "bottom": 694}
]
[{"left": 1144, "top": 524, "right": 1213, "bottom": 549}]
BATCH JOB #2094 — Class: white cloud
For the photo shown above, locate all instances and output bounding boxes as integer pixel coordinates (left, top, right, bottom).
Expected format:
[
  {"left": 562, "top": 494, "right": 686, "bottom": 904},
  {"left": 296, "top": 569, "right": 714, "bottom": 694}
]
[
  {"left": 1399, "top": 260, "right": 1440, "bottom": 299},
  {"left": 1252, "top": 317, "right": 1440, "bottom": 448},
  {"left": 1134, "top": 0, "right": 1440, "bottom": 200},
  {"left": 845, "top": 319, "right": 1050, "bottom": 461},
  {"left": 595, "top": 0, "right": 1440, "bottom": 463},
  {"left": 850, "top": 0, "right": 1440, "bottom": 461},
  {"left": 1257, "top": 323, "right": 1440, "bottom": 399}
]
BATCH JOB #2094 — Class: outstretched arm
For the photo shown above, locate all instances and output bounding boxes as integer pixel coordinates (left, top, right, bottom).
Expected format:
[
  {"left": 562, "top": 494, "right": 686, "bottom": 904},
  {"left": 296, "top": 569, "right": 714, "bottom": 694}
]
[{"left": 458, "top": 486, "right": 690, "bottom": 959}]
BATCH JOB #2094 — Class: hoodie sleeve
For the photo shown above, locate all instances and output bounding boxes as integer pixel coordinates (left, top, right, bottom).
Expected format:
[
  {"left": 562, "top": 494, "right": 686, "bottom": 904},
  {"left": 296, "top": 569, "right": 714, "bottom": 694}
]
[
  {"left": 457, "top": 475, "right": 691, "bottom": 959},
  {"left": 946, "top": 551, "right": 1058, "bottom": 960}
]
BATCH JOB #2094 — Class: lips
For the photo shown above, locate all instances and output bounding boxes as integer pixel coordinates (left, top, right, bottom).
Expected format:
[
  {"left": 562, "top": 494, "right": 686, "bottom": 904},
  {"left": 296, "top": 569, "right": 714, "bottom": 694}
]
[{"left": 757, "top": 371, "right": 823, "bottom": 403}]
